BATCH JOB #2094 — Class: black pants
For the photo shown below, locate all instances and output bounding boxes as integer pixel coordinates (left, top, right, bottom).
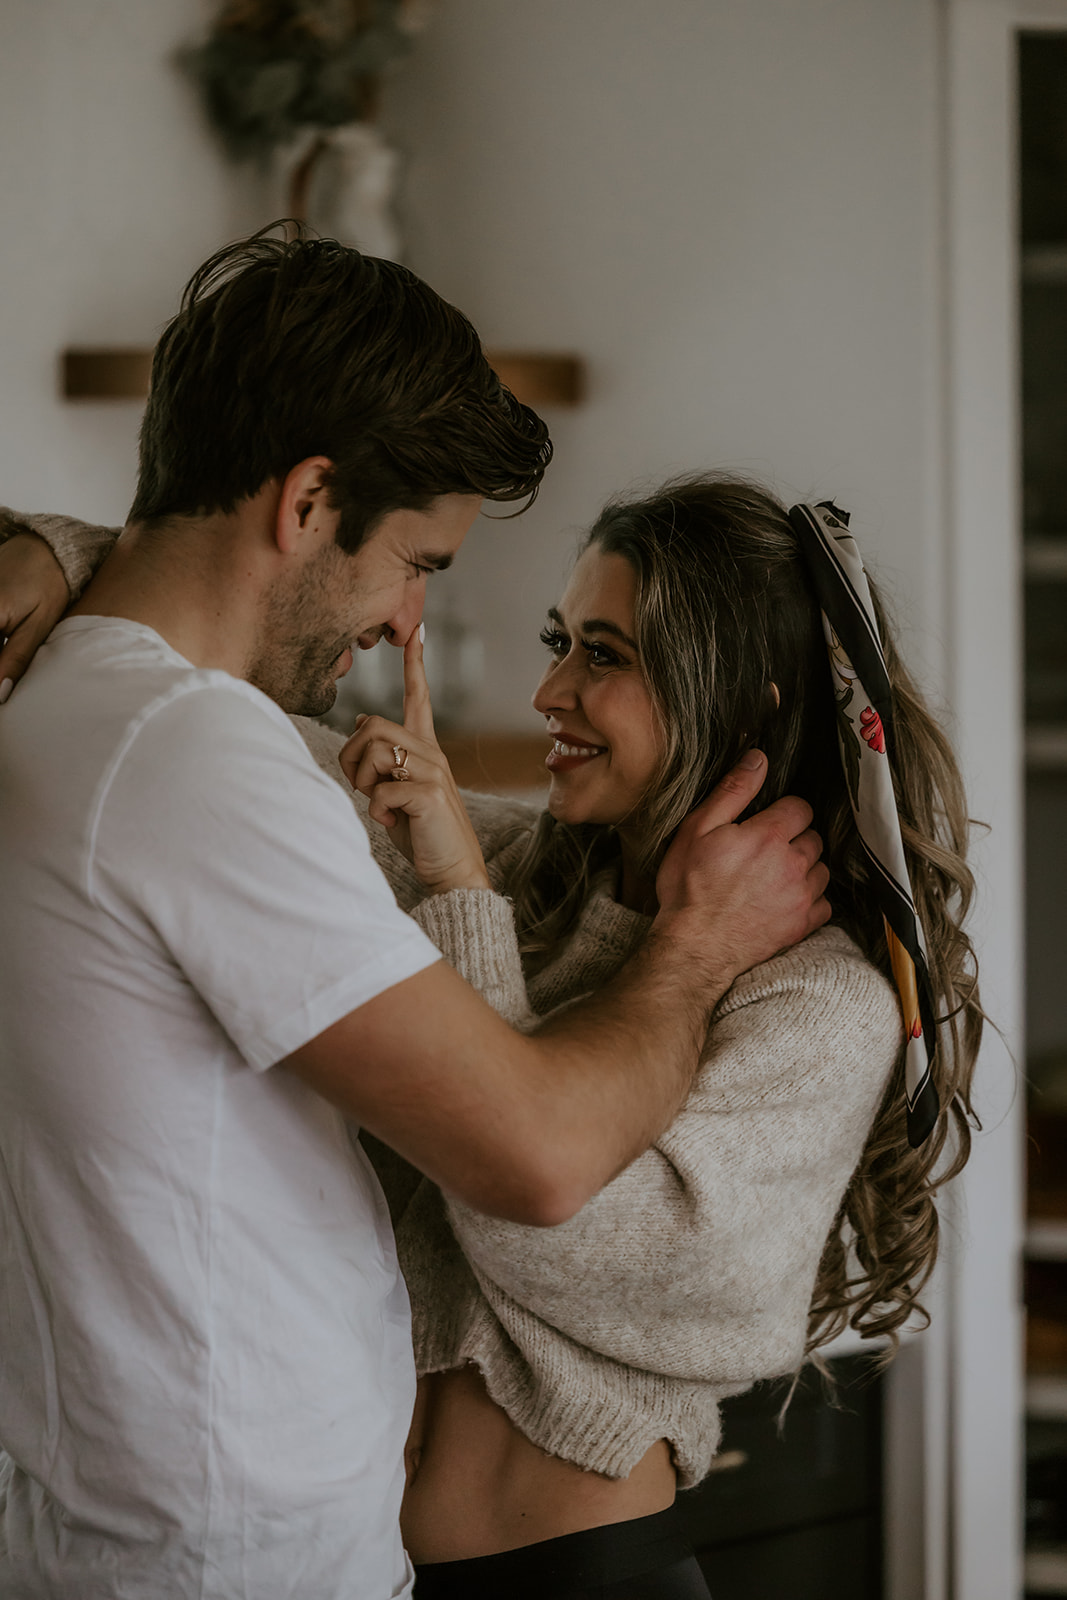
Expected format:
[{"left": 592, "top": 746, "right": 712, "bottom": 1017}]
[{"left": 412, "top": 1505, "right": 712, "bottom": 1599}]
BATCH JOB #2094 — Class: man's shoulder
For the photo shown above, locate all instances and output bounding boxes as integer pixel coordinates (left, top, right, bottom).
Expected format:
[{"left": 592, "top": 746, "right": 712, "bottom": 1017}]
[
  {"left": 86, "top": 657, "right": 373, "bottom": 907},
  {"left": 122, "top": 669, "right": 298, "bottom": 758},
  {"left": 18, "top": 617, "right": 297, "bottom": 755},
  {"left": 1, "top": 623, "right": 286, "bottom": 818},
  {"left": 99, "top": 673, "right": 321, "bottom": 829},
  {"left": 39, "top": 626, "right": 323, "bottom": 834}
]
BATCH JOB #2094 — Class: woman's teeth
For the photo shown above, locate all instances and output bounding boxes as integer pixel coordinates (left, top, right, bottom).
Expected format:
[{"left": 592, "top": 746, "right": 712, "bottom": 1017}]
[{"left": 553, "top": 740, "right": 605, "bottom": 757}]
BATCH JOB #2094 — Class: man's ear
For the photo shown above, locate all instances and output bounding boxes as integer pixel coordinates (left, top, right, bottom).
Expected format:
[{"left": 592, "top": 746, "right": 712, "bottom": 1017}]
[{"left": 274, "top": 456, "right": 338, "bottom": 555}]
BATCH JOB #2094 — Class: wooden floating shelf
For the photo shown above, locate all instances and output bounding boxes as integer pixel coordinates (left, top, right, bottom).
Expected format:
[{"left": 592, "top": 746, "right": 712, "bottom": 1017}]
[
  {"left": 484, "top": 351, "right": 584, "bottom": 408},
  {"left": 1027, "top": 1374, "right": 1067, "bottom": 1421},
  {"left": 1024, "top": 1545, "right": 1067, "bottom": 1594},
  {"left": 1028, "top": 727, "right": 1067, "bottom": 771},
  {"left": 61, "top": 347, "right": 585, "bottom": 409},
  {"left": 1027, "top": 1218, "right": 1067, "bottom": 1261},
  {"left": 1023, "top": 244, "right": 1067, "bottom": 284},
  {"left": 62, "top": 348, "right": 154, "bottom": 400},
  {"left": 1026, "top": 539, "right": 1067, "bottom": 579}
]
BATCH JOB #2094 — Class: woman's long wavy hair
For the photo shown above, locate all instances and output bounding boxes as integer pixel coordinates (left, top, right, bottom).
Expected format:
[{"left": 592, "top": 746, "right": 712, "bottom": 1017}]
[{"left": 507, "top": 474, "right": 982, "bottom": 1352}]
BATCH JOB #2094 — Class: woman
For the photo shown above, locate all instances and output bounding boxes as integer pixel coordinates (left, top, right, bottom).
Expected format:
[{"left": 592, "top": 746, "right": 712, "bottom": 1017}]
[{"left": 0, "top": 475, "right": 980, "bottom": 1598}]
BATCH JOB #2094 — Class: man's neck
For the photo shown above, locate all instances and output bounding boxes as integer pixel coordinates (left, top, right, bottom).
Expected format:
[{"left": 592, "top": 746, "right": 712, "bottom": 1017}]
[{"left": 69, "top": 510, "right": 269, "bottom": 680}]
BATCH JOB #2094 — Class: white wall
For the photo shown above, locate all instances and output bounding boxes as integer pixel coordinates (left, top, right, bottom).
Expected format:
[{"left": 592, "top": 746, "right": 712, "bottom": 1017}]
[
  {"left": 0, "top": 0, "right": 265, "bottom": 525},
  {"left": 385, "top": 0, "right": 948, "bottom": 733}
]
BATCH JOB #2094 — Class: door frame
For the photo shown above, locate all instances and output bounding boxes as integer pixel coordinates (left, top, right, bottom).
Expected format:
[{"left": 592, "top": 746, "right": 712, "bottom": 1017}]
[{"left": 885, "top": 3, "right": 1032, "bottom": 1596}]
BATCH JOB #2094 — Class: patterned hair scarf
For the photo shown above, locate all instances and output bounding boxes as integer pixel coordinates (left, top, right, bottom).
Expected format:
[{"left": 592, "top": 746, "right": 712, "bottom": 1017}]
[{"left": 787, "top": 501, "right": 939, "bottom": 1149}]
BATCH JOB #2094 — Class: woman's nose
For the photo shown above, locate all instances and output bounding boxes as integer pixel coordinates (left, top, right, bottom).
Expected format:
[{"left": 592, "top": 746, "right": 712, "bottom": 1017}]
[{"left": 532, "top": 659, "right": 578, "bottom": 715}]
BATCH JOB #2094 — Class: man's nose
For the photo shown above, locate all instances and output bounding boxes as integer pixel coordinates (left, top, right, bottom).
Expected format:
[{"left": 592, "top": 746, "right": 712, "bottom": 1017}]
[{"left": 380, "top": 585, "right": 426, "bottom": 648}]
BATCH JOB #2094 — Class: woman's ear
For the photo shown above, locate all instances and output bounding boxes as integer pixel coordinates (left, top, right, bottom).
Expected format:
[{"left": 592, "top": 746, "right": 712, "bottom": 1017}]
[
  {"left": 765, "top": 681, "right": 781, "bottom": 712},
  {"left": 274, "top": 456, "right": 337, "bottom": 555}
]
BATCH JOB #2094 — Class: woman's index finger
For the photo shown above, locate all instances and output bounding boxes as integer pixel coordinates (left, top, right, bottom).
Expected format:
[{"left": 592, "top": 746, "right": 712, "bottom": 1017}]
[{"left": 402, "top": 626, "right": 435, "bottom": 738}]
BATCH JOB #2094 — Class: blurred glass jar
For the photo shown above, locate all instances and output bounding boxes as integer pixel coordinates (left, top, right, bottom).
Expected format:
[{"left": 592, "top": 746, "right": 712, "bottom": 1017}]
[{"left": 321, "top": 600, "right": 484, "bottom": 734}]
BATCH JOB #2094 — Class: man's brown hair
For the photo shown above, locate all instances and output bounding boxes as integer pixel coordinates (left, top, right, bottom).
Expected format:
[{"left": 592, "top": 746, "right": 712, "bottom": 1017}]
[{"left": 130, "top": 228, "right": 552, "bottom": 550}]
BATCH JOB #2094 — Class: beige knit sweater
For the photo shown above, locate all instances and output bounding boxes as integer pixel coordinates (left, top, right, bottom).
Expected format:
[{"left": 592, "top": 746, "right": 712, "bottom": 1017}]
[{"left": 7, "top": 509, "right": 906, "bottom": 1490}]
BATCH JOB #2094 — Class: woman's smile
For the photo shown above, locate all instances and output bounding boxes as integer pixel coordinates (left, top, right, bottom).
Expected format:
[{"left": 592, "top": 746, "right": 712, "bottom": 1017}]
[{"left": 546, "top": 732, "right": 609, "bottom": 770}]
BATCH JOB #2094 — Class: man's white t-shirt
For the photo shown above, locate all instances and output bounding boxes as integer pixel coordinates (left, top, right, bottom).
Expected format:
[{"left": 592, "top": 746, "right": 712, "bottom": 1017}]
[{"left": 0, "top": 617, "right": 441, "bottom": 1599}]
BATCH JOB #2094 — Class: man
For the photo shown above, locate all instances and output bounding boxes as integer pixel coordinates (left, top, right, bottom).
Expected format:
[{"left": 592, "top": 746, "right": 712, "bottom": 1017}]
[{"left": 0, "top": 233, "right": 828, "bottom": 1599}]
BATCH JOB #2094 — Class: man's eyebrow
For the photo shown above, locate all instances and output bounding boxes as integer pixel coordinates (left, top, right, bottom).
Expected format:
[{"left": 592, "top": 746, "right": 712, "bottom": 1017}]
[
  {"left": 417, "top": 552, "right": 454, "bottom": 572},
  {"left": 547, "top": 606, "right": 637, "bottom": 652}
]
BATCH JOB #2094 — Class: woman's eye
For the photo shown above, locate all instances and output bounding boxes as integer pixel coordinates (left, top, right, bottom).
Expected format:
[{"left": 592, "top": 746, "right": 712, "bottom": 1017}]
[
  {"left": 584, "top": 641, "right": 619, "bottom": 668},
  {"left": 539, "top": 626, "right": 569, "bottom": 657}
]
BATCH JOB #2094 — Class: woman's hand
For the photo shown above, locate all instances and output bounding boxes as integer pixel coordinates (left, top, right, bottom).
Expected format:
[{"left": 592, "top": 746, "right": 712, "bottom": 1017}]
[
  {"left": 0, "top": 531, "right": 70, "bottom": 702},
  {"left": 339, "top": 630, "right": 491, "bottom": 896}
]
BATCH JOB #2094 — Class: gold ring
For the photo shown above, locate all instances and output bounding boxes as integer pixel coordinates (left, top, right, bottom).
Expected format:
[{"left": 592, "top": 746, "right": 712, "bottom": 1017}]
[{"left": 391, "top": 745, "right": 411, "bottom": 782}]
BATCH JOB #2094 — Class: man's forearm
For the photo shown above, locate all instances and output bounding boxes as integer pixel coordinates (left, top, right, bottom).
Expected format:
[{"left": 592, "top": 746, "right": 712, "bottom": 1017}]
[
  {"left": 522, "top": 914, "right": 729, "bottom": 1216},
  {"left": 285, "top": 949, "right": 716, "bottom": 1229}
]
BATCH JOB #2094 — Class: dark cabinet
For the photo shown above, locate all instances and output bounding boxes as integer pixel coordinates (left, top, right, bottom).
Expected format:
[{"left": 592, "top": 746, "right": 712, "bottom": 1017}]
[{"left": 677, "top": 1354, "right": 883, "bottom": 1599}]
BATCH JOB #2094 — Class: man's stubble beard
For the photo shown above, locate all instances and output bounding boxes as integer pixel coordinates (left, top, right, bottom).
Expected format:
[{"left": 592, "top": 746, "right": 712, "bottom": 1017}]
[{"left": 247, "top": 546, "right": 353, "bottom": 717}]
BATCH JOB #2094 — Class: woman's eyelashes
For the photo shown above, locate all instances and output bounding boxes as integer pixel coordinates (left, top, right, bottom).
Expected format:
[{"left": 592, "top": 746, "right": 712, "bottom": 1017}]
[
  {"left": 539, "top": 625, "right": 570, "bottom": 659},
  {"left": 538, "top": 625, "right": 623, "bottom": 669}
]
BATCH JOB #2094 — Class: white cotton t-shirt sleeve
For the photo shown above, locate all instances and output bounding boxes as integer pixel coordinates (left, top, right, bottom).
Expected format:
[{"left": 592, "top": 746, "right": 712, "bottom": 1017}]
[{"left": 86, "top": 677, "right": 440, "bottom": 1071}]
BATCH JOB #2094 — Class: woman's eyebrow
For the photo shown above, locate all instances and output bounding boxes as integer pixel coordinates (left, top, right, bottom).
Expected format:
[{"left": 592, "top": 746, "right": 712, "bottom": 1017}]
[{"left": 547, "top": 606, "right": 637, "bottom": 652}]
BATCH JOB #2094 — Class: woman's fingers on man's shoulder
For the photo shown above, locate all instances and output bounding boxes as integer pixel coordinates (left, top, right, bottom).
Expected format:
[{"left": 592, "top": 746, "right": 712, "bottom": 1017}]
[
  {"left": 0, "top": 613, "right": 49, "bottom": 701},
  {"left": 0, "top": 530, "right": 71, "bottom": 699}
]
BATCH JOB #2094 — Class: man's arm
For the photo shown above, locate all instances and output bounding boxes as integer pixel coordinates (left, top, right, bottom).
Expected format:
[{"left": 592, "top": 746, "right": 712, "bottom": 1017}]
[{"left": 284, "top": 755, "right": 829, "bottom": 1227}]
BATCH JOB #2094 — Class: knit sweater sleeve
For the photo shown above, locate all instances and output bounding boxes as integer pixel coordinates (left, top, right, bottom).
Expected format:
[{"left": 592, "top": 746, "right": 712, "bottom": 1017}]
[
  {"left": 440, "top": 928, "right": 902, "bottom": 1390},
  {"left": 0, "top": 507, "right": 120, "bottom": 600}
]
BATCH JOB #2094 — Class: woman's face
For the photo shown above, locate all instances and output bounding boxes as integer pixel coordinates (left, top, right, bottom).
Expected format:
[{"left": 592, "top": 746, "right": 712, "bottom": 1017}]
[{"left": 532, "top": 545, "right": 666, "bottom": 835}]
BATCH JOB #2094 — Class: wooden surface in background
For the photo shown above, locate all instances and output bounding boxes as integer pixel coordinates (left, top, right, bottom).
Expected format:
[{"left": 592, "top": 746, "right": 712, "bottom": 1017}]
[
  {"left": 63, "top": 349, "right": 154, "bottom": 399},
  {"left": 60, "top": 347, "right": 585, "bottom": 408},
  {"left": 438, "top": 733, "right": 549, "bottom": 795},
  {"left": 485, "top": 352, "right": 584, "bottom": 407}
]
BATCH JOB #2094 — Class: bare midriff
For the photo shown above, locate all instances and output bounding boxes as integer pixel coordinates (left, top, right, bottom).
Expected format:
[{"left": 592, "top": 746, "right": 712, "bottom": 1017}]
[{"left": 400, "top": 1365, "right": 676, "bottom": 1565}]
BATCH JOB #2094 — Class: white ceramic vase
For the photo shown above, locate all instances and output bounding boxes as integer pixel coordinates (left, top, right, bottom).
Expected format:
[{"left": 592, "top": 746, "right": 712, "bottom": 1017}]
[{"left": 279, "top": 122, "right": 401, "bottom": 260}]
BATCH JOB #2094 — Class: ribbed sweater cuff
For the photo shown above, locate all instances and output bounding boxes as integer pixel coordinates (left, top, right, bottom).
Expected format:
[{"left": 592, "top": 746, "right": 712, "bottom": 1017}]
[
  {"left": 410, "top": 889, "right": 533, "bottom": 1028},
  {"left": 1, "top": 509, "right": 120, "bottom": 600}
]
